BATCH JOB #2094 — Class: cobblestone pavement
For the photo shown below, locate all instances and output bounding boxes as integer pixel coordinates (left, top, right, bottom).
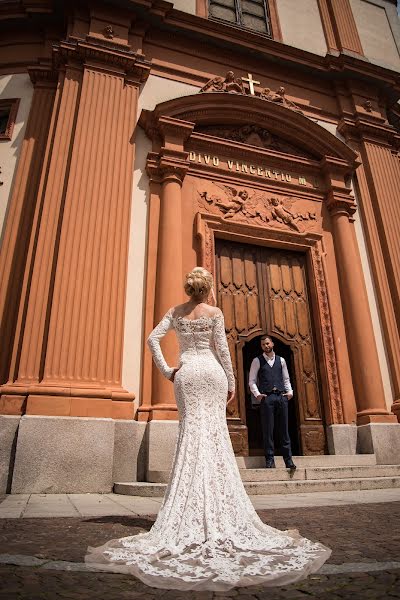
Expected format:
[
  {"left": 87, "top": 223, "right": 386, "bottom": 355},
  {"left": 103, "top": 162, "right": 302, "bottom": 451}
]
[{"left": 0, "top": 502, "right": 399, "bottom": 599}]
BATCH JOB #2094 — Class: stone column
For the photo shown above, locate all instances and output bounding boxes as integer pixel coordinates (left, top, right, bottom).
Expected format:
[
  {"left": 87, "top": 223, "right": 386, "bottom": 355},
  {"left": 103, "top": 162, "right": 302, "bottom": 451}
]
[
  {"left": 338, "top": 116, "right": 400, "bottom": 423},
  {"left": 138, "top": 116, "right": 193, "bottom": 421},
  {"left": 151, "top": 163, "right": 188, "bottom": 411},
  {"left": 325, "top": 163, "right": 396, "bottom": 426}
]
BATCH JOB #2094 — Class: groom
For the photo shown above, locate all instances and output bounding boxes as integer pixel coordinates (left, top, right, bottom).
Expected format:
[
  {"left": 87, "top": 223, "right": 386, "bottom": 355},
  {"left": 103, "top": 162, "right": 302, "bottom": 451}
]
[{"left": 249, "top": 335, "right": 296, "bottom": 471}]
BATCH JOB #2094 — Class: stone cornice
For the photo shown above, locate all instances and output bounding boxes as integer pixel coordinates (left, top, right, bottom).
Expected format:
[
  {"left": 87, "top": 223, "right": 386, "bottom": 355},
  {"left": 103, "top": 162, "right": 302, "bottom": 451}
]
[{"left": 127, "top": 0, "right": 400, "bottom": 94}]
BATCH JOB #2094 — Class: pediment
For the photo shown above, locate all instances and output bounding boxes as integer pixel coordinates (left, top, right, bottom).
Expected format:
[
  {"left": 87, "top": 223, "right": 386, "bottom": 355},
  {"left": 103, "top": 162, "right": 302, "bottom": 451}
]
[
  {"left": 139, "top": 92, "right": 358, "bottom": 167},
  {"left": 195, "top": 124, "right": 316, "bottom": 160}
]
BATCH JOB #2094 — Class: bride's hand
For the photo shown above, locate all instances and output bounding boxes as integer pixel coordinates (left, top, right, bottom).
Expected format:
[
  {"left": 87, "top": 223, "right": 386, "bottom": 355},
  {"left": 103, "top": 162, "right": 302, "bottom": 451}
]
[
  {"left": 169, "top": 367, "right": 181, "bottom": 382},
  {"left": 226, "top": 390, "right": 235, "bottom": 415}
]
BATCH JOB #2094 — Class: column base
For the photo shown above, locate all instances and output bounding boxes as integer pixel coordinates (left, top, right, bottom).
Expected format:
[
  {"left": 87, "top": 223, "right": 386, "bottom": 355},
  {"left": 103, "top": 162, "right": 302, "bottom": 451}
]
[
  {"left": 0, "top": 384, "right": 135, "bottom": 419},
  {"left": 11, "top": 416, "right": 115, "bottom": 493},
  {"left": 391, "top": 399, "right": 400, "bottom": 423},
  {"left": 326, "top": 424, "right": 357, "bottom": 455},
  {"left": 357, "top": 423, "right": 400, "bottom": 464},
  {"left": 137, "top": 404, "right": 178, "bottom": 421},
  {"left": 0, "top": 415, "right": 20, "bottom": 493},
  {"left": 356, "top": 408, "right": 397, "bottom": 425}
]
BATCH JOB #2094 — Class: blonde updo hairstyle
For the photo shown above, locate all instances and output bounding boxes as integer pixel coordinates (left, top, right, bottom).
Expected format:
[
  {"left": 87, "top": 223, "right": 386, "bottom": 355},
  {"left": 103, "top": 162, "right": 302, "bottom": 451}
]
[{"left": 184, "top": 267, "right": 213, "bottom": 299}]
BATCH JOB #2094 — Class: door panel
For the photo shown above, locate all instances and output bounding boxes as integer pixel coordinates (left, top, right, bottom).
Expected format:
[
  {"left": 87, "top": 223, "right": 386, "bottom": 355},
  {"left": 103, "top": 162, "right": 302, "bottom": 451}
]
[{"left": 215, "top": 239, "right": 326, "bottom": 456}]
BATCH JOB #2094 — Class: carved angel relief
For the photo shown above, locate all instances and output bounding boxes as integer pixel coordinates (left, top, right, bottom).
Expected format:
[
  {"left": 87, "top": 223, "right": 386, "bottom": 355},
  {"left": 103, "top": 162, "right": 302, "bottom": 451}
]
[
  {"left": 200, "top": 71, "right": 302, "bottom": 113},
  {"left": 198, "top": 182, "right": 317, "bottom": 233}
]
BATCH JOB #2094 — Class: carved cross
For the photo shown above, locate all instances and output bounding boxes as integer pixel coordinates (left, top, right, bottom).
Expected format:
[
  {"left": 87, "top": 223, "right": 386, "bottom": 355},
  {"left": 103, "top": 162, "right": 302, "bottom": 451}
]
[{"left": 241, "top": 73, "right": 260, "bottom": 96}]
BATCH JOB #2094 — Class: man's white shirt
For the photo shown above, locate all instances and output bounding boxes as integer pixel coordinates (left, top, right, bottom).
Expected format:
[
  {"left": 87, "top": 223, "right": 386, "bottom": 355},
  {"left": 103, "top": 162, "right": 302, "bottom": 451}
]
[{"left": 249, "top": 352, "right": 293, "bottom": 399}]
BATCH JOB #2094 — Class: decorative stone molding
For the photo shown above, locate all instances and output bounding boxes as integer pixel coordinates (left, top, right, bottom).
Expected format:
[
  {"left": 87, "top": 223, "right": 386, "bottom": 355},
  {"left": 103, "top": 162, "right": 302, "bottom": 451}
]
[{"left": 0, "top": 98, "right": 20, "bottom": 140}]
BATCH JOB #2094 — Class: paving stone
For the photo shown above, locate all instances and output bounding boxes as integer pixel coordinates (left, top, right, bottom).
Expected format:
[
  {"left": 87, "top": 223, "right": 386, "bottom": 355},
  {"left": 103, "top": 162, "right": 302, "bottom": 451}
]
[{"left": 0, "top": 502, "right": 399, "bottom": 598}]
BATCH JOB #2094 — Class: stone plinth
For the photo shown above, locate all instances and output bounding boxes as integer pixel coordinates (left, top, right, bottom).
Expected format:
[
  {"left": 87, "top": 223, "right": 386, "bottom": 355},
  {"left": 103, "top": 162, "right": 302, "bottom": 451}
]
[
  {"left": 113, "top": 420, "right": 147, "bottom": 483},
  {"left": 326, "top": 424, "right": 357, "bottom": 455},
  {"left": 11, "top": 416, "right": 114, "bottom": 493},
  {"left": 357, "top": 423, "right": 400, "bottom": 464},
  {"left": 146, "top": 420, "right": 179, "bottom": 477},
  {"left": 0, "top": 415, "right": 20, "bottom": 493}
]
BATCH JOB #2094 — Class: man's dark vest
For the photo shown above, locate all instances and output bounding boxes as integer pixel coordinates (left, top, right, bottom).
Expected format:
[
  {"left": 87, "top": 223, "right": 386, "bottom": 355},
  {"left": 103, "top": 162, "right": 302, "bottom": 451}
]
[{"left": 258, "top": 354, "right": 284, "bottom": 393}]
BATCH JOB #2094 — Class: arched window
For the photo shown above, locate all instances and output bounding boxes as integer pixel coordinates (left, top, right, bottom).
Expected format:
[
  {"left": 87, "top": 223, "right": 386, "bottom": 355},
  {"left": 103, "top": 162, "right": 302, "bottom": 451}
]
[{"left": 209, "top": 0, "right": 272, "bottom": 35}]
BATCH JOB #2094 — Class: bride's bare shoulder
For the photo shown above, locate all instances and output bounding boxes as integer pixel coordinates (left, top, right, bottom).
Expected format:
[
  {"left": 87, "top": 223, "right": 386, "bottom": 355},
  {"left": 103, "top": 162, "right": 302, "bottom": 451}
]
[{"left": 206, "top": 306, "right": 222, "bottom": 317}]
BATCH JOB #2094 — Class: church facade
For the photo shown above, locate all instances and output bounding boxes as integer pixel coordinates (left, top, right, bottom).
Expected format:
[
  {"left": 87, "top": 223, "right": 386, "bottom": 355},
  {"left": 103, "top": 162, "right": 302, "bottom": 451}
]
[{"left": 1, "top": 0, "right": 400, "bottom": 493}]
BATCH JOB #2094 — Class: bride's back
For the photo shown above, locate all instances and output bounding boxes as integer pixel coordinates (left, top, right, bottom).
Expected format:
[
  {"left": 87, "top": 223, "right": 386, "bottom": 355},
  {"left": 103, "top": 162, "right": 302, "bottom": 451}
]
[{"left": 172, "top": 302, "right": 221, "bottom": 322}]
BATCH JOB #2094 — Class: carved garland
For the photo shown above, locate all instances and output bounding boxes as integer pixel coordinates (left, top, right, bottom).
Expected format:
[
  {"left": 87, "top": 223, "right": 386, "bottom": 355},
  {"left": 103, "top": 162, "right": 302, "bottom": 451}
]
[{"left": 311, "top": 245, "right": 343, "bottom": 424}]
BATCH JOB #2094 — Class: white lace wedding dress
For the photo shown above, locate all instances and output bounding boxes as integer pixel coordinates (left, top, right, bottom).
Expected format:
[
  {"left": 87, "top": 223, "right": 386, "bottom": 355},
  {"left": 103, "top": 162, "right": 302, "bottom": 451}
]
[{"left": 85, "top": 310, "right": 331, "bottom": 591}]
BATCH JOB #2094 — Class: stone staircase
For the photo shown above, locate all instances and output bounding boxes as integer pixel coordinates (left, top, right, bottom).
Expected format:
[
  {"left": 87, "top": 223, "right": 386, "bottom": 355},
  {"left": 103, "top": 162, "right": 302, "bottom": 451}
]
[{"left": 114, "top": 455, "right": 400, "bottom": 497}]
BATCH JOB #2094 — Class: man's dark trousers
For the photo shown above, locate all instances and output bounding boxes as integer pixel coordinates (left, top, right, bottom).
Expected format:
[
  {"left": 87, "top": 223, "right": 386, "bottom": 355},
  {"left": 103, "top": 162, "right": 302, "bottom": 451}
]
[{"left": 260, "top": 393, "right": 292, "bottom": 461}]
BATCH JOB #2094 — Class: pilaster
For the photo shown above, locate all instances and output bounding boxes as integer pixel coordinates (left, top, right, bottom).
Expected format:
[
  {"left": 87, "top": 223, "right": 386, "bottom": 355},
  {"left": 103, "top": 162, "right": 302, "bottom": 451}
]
[
  {"left": 0, "top": 65, "right": 57, "bottom": 415},
  {"left": 326, "top": 0, "right": 364, "bottom": 55},
  {"left": 0, "top": 26, "right": 151, "bottom": 419}
]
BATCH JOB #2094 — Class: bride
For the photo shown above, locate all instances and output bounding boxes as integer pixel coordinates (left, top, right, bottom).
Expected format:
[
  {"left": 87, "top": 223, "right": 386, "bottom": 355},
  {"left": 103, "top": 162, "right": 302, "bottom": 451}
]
[{"left": 85, "top": 267, "right": 331, "bottom": 591}]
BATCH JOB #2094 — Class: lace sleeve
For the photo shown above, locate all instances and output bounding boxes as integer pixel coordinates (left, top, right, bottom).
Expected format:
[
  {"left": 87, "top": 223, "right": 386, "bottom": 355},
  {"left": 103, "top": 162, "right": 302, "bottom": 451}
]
[
  {"left": 147, "top": 310, "right": 175, "bottom": 380},
  {"left": 213, "top": 312, "right": 235, "bottom": 393}
]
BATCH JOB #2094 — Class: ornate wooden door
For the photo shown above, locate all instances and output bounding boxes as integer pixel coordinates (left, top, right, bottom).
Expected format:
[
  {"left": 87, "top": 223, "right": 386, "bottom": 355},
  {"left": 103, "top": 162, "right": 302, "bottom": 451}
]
[{"left": 215, "top": 239, "right": 326, "bottom": 456}]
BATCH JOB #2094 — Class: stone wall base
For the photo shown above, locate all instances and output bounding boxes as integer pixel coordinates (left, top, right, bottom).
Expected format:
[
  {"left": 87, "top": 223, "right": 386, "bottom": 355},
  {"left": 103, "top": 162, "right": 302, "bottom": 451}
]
[
  {"left": 326, "top": 424, "right": 357, "bottom": 455},
  {"left": 357, "top": 423, "right": 400, "bottom": 464},
  {"left": 9, "top": 416, "right": 147, "bottom": 493},
  {"left": 146, "top": 420, "right": 179, "bottom": 479},
  {"left": 6, "top": 417, "right": 400, "bottom": 492},
  {"left": 0, "top": 415, "right": 21, "bottom": 493}
]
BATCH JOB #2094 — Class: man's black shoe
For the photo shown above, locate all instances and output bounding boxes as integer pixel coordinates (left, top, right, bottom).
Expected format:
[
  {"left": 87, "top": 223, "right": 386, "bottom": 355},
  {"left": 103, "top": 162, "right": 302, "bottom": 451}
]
[
  {"left": 285, "top": 459, "right": 297, "bottom": 470},
  {"left": 265, "top": 459, "right": 276, "bottom": 468}
]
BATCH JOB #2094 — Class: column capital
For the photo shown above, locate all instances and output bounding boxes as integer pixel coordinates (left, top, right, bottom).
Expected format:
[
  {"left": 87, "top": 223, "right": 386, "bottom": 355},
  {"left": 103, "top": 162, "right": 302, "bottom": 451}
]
[
  {"left": 338, "top": 116, "right": 400, "bottom": 147},
  {"left": 139, "top": 112, "right": 195, "bottom": 148},
  {"left": 27, "top": 63, "right": 58, "bottom": 88},
  {"left": 326, "top": 192, "right": 357, "bottom": 219},
  {"left": 146, "top": 150, "right": 191, "bottom": 185},
  {"left": 53, "top": 39, "right": 151, "bottom": 84}
]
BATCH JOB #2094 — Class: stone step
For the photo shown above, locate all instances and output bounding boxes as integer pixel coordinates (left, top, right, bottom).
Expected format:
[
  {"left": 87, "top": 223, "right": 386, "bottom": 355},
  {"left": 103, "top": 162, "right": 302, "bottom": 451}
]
[
  {"left": 235, "top": 455, "right": 377, "bottom": 468},
  {"left": 114, "top": 476, "right": 400, "bottom": 497},
  {"left": 147, "top": 464, "right": 400, "bottom": 483},
  {"left": 241, "top": 465, "right": 400, "bottom": 482}
]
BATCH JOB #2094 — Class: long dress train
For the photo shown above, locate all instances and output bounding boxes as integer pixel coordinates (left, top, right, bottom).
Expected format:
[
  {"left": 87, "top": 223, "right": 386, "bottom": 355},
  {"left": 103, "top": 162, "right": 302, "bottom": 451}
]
[{"left": 85, "top": 310, "right": 331, "bottom": 591}]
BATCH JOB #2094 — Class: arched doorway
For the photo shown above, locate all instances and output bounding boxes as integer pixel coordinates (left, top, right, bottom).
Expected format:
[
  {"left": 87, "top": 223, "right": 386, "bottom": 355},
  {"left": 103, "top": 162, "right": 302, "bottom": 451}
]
[
  {"left": 243, "top": 334, "right": 300, "bottom": 456},
  {"left": 139, "top": 90, "right": 358, "bottom": 451}
]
